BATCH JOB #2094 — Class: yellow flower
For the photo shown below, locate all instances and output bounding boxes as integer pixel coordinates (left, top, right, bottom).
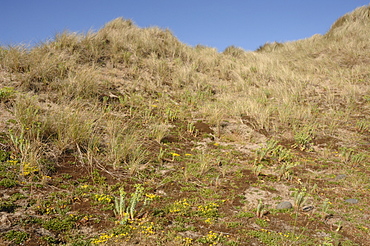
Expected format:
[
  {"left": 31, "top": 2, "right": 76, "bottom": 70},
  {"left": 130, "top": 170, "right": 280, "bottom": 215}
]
[
  {"left": 205, "top": 218, "right": 213, "bottom": 224},
  {"left": 145, "top": 193, "right": 158, "bottom": 199}
]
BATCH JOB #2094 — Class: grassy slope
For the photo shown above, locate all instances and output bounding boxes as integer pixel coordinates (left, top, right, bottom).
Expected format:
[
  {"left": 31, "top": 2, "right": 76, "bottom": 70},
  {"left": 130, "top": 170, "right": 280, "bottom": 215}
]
[{"left": 0, "top": 5, "right": 369, "bottom": 246}]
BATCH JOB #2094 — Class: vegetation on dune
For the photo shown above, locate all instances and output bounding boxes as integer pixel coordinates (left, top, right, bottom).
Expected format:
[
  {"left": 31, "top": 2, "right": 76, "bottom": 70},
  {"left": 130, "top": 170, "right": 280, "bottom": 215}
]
[{"left": 0, "top": 5, "right": 369, "bottom": 246}]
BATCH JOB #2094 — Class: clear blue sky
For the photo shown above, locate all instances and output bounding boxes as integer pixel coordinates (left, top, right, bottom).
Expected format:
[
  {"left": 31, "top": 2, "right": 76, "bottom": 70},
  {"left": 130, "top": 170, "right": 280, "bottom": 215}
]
[{"left": 1, "top": 1, "right": 369, "bottom": 51}]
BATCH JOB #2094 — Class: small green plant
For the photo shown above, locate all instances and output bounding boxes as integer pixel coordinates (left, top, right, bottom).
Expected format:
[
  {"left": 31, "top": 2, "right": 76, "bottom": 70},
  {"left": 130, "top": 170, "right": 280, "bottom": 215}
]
[
  {"left": 339, "top": 147, "right": 355, "bottom": 163},
  {"left": 91, "top": 169, "right": 106, "bottom": 184},
  {"left": 321, "top": 198, "right": 331, "bottom": 214},
  {"left": 42, "top": 217, "right": 76, "bottom": 232},
  {"left": 8, "top": 129, "right": 27, "bottom": 157},
  {"left": 292, "top": 125, "right": 315, "bottom": 151},
  {"left": 197, "top": 201, "right": 222, "bottom": 223},
  {"left": 255, "top": 139, "right": 279, "bottom": 163},
  {"left": 187, "top": 122, "right": 197, "bottom": 136},
  {"left": 157, "top": 146, "right": 165, "bottom": 163},
  {"left": 339, "top": 147, "right": 366, "bottom": 166},
  {"left": 3, "top": 230, "right": 29, "bottom": 244},
  {"left": 0, "top": 86, "right": 16, "bottom": 101},
  {"left": 0, "top": 178, "right": 17, "bottom": 188},
  {"left": 165, "top": 107, "right": 179, "bottom": 122},
  {"left": 292, "top": 189, "right": 307, "bottom": 210},
  {"left": 0, "top": 150, "right": 10, "bottom": 162},
  {"left": 350, "top": 153, "right": 366, "bottom": 166},
  {"left": 255, "top": 139, "right": 293, "bottom": 165},
  {"left": 256, "top": 199, "right": 265, "bottom": 218},
  {"left": 197, "top": 231, "right": 227, "bottom": 244},
  {"left": 169, "top": 198, "right": 192, "bottom": 216},
  {"left": 235, "top": 211, "right": 255, "bottom": 218},
  {"left": 114, "top": 188, "right": 130, "bottom": 224},
  {"left": 62, "top": 173, "right": 72, "bottom": 179},
  {"left": 114, "top": 184, "right": 155, "bottom": 224},
  {"left": 356, "top": 119, "right": 369, "bottom": 133},
  {"left": 321, "top": 236, "right": 335, "bottom": 246},
  {"left": 271, "top": 145, "right": 293, "bottom": 163},
  {"left": 246, "top": 229, "right": 282, "bottom": 245},
  {"left": 253, "top": 163, "right": 264, "bottom": 177},
  {"left": 255, "top": 218, "right": 269, "bottom": 227},
  {"left": 276, "top": 161, "right": 297, "bottom": 181},
  {"left": 335, "top": 221, "right": 343, "bottom": 232}
]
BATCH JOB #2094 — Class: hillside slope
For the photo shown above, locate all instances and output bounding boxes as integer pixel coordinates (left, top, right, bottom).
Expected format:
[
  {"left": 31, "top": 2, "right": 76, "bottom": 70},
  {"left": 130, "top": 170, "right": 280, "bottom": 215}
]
[{"left": 0, "top": 5, "right": 369, "bottom": 246}]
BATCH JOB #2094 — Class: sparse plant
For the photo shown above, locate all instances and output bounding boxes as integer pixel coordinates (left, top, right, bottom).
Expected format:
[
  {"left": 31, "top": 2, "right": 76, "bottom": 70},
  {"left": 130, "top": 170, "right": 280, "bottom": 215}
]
[
  {"left": 339, "top": 147, "right": 355, "bottom": 163},
  {"left": 321, "top": 198, "right": 331, "bottom": 214},
  {"left": 150, "top": 124, "right": 169, "bottom": 144},
  {"left": 292, "top": 188, "right": 307, "bottom": 210},
  {"left": 42, "top": 217, "right": 76, "bottom": 232},
  {"left": 197, "top": 231, "right": 227, "bottom": 245},
  {"left": 127, "top": 145, "right": 148, "bottom": 175},
  {"left": 356, "top": 119, "right": 369, "bottom": 133},
  {"left": 271, "top": 145, "right": 293, "bottom": 163},
  {"left": 276, "top": 161, "right": 297, "bottom": 181},
  {"left": 339, "top": 147, "right": 366, "bottom": 166},
  {"left": 255, "top": 139, "right": 293, "bottom": 167},
  {"left": 114, "top": 184, "right": 155, "bottom": 224},
  {"left": 255, "top": 139, "right": 279, "bottom": 164},
  {"left": 256, "top": 199, "right": 265, "bottom": 218},
  {"left": 350, "top": 153, "right": 366, "bottom": 166},
  {"left": 187, "top": 121, "right": 197, "bottom": 136},
  {"left": 255, "top": 218, "right": 269, "bottom": 227},
  {"left": 0, "top": 178, "right": 17, "bottom": 188},
  {"left": 165, "top": 107, "right": 179, "bottom": 122},
  {"left": 292, "top": 125, "right": 315, "bottom": 151},
  {"left": 3, "top": 230, "right": 29, "bottom": 244},
  {"left": 0, "top": 86, "right": 16, "bottom": 101},
  {"left": 169, "top": 198, "right": 192, "bottom": 216},
  {"left": 253, "top": 163, "right": 264, "bottom": 177},
  {"left": 198, "top": 150, "right": 212, "bottom": 176},
  {"left": 114, "top": 188, "right": 130, "bottom": 224},
  {"left": 157, "top": 146, "right": 165, "bottom": 163}
]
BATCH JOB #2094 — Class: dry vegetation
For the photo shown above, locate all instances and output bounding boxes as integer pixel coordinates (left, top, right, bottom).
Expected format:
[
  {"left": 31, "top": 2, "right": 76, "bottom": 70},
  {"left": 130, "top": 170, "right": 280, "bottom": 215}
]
[{"left": 0, "top": 5, "right": 369, "bottom": 246}]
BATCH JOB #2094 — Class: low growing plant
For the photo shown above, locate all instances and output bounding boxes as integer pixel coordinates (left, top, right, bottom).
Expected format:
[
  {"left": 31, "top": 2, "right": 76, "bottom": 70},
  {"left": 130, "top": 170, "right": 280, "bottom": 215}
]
[
  {"left": 3, "top": 230, "right": 29, "bottom": 244},
  {"left": 0, "top": 178, "right": 17, "bottom": 188},
  {"left": 292, "top": 125, "right": 315, "bottom": 151}
]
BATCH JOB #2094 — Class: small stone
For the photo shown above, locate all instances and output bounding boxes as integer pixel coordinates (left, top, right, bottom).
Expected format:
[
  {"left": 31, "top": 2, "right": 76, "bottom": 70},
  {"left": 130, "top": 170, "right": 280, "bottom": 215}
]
[
  {"left": 344, "top": 198, "right": 358, "bottom": 204},
  {"left": 302, "top": 205, "right": 314, "bottom": 212},
  {"left": 0, "top": 213, "right": 12, "bottom": 231},
  {"left": 178, "top": 230, "right": 202, "bottom": 239},
  {"left": 335, "top": 174, "right": 347, "bottom": 180},
  {"left": 35, "top": 228, "right": 55, "bottom": 237},
  {"left": 276, "top": 201, "right": 293, "bottom": 210}
]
